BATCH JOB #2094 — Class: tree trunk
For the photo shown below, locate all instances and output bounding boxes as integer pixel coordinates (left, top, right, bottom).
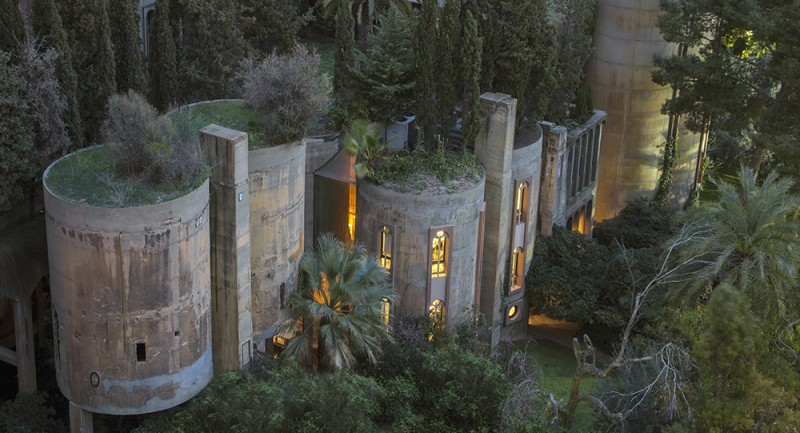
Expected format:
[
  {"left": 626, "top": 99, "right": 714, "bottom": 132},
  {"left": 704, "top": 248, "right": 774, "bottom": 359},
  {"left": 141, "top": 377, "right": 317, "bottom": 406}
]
[{"left": 564, "top": 361, "right": 585, "bottom": 428}]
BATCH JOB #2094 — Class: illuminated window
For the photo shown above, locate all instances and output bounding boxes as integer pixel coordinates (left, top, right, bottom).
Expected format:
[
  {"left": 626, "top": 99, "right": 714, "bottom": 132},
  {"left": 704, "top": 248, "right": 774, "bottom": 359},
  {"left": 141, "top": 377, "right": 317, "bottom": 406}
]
[
  {"left": 380, "top": 297, "right": 391, "bottom": 325},
  {"left": 508, "top": 305, "right": 519, "bottom": 320},
  {"left": 379, "top": 226, "right": 392, "bottom": 270},
  {"left": 511, "top": 247, "right": 524, "bottom": 290},
  {"left": 431, "top": 231, "right": 448, "bottom": 277},
  {"left": 515, "top": 182, "right": 529, "bottom": 224},
  {"left": 429, "top": 299, "right": 445, "bottom": 328},
  {"left": 348, "top": 184, "right": 357, "bottom": 242}
]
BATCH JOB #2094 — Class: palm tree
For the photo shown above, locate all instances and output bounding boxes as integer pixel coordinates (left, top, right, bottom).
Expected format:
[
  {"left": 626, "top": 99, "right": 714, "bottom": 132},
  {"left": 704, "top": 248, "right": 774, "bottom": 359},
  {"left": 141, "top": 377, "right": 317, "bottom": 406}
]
[
  {"left": 673, "top": 167, "right": 800, "bottom": 322},
  {"left": 280, "top": 234, "right": 394, "bottom": 372}
]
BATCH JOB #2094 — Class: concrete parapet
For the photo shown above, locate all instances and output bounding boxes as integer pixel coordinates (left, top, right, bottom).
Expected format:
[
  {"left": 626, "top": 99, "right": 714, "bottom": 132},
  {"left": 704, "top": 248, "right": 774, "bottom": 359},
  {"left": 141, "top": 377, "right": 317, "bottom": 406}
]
[
  {"left": 44, "top": 151, "right": 212, "bottom": 415},
  {"left": 304, "top": 137, "right": 339, "bottom": 252}
]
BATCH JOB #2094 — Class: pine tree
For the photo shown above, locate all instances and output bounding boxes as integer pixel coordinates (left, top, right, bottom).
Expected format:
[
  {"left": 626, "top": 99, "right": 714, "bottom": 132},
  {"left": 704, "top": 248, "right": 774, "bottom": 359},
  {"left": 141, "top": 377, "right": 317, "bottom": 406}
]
[
  {"left": 414, "top": 0, "right": 438, "bottom": 150},
  {"left": 109, "top": 0, "right": 146, "bottom": 93},
  {"left": 334, "top": 0, "right": 355, "bottom": 106},
  {"left": 351, "top": 5, "right": 415, "bottom": 122},
  {"left": 437, "top": 0, "right": 461, "bottom": 145},
  {"left": 173, "top": 0, "right": 248, "bottom": 102},
  {"left": 0, "top": 50, "right": 36, "bottom": 213},
  {"left": 149, "top": 0, "right": 178, "bottom": 111},
  {"left": 0, "top": 0, "right": 24, "bottom": 53},
  {"left": 461, "top": 9, "right": 482, "bottom": 150},
  {"left": 32, "top": 0, "right": 84, "bottom": 147}
]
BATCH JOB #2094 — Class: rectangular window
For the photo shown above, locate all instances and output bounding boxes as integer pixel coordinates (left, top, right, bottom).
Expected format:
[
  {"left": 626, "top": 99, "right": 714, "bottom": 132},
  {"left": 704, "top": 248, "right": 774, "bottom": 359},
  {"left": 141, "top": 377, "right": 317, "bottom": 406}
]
[
  {"left": 379, "top": 226, "right": 393, "bottom": 270},
  {"left": 348, "top": 184, "right": 357, "bottom": 242},
  {"left": 431, "top": 230, "right": 448, "bottom": 277},
  {"left": 136, "top": 342, "right": 146, "bottom": 362}
]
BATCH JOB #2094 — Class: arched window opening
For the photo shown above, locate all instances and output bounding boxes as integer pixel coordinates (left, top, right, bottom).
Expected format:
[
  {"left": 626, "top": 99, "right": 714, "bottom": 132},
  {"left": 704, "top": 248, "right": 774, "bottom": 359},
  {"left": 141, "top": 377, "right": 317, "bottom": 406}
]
[
  {"left": 380, "top": 297, "right": 391, "bottom": 325},
  {"left": 429, "top": 299, "right": 445, "bottom": 329},
  {"left": 511, "top": 247, "right": 524, "bottom": 290},
  {"left": 515, "top": 182, "right": 529, "bottom": 224},
  {"left": 379, "top": 226, "right": 392, "bottom": 270},
  {"left": 431, "top": 230, "right": 448, "bottom": 277}
]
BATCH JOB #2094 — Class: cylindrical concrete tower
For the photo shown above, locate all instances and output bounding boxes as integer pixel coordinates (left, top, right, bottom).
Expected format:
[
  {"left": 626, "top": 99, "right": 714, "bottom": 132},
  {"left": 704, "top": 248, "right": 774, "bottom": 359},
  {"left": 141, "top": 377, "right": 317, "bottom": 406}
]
[
  {"left": 44, "top": 150, "right": 213, "bottom": 415},
  {"left": 355, "top": 176, "right": 485, "bottom": 327},
  {"left": 588, "top": 0, "right": 700, "bottom": 220},
  {"left": 248, "top": 142, "right": 306, "bottom": 346}
]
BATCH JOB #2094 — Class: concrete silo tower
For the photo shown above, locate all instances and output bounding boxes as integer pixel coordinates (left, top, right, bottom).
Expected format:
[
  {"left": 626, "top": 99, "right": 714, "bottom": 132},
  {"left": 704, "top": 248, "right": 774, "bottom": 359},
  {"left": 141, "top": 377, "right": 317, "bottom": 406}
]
[{"left": 588, "top": 0, "right": 705, "bottom": 220}]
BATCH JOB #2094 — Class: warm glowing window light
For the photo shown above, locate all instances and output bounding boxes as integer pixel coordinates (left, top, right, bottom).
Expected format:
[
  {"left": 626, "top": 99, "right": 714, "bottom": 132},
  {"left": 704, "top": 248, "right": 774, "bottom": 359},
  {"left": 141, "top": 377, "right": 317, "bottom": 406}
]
[
  {"left": 348, "top": 184, "right": 357, "bottom": 242},
  {"left": 429, "top": 299, "right": 445, "bottom": 328},
  {"left": 380, "top": 297, "right": 391, "bottom": 324},
  {"left": 379, "top": 226, "right": 392, "bottom": 270},
  {"left": 431, "top": 231, "right": 448, "bottom": 277},
  {"left": 511, "top": 247, "right": 523, "bottom": 289},
  {"left": 515, "top": 182, "right": 528, "bottom": 224}
]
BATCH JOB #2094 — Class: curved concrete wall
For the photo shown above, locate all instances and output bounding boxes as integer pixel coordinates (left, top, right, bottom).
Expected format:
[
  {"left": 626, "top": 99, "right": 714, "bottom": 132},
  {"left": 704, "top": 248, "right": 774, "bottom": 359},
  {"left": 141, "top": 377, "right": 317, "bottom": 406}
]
[
  {"left": 511, "top": 125, "right": 543, "bottom": 271},
  {"left": 43, "top": 153, "right": 212, "bottom": 415},
  {"left": 248, "top": 142, "right": 305, "bottom": 342},
  {"left": 588, "top": 0, "right": 699, "bottom": 219},
  {"left": 355, "top": 177, "right": 485, "bottom": 326}
]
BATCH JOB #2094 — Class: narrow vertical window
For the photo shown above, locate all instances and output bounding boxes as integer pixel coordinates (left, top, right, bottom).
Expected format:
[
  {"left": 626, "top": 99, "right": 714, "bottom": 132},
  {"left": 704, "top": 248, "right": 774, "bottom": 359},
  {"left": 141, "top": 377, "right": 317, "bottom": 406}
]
[
  {"left": 515, "top": 182, "right": 529, "bottom": 224},
  {"left": 511, "top": 247, "right": 524, "bottom": 290},
  {"left": 348, "top": 184, "right": 357, "bottom": 242},
  {"left": 379, "top": 226, "right": 392, "bottom": 270},
  {"left": 380, "top": 297, "right": 391, "bottom": 325},
  {"left": 429, "top": 299, "right": 445, "bottom": 328},
  {"left": 431, "top": 231, "right": 448, "bottom": 277},
  {"left": 136, "top": 342, "right": 146, "bottom": 362}
]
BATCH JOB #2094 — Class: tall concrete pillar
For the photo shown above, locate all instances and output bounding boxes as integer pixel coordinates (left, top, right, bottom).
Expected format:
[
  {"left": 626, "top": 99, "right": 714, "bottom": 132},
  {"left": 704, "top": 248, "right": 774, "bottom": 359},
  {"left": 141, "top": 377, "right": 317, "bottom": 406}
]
[
  {"left": 12, "top": 298, "right": 36, "bottom": 394},
  {"left": 202, "top": 125, "right": 253, "bottom": 372},
  {"left": 473, "top": 93, "right": 516, "bottom": 347},
  {"left": 69, "top": 402, "right": 93, "bottom": 433},
  {"left": 587, "top": 0, "right": 700, "bottom": 220},
  {"left": 538, "top": 123, "right": 569, "bottom": 235}
]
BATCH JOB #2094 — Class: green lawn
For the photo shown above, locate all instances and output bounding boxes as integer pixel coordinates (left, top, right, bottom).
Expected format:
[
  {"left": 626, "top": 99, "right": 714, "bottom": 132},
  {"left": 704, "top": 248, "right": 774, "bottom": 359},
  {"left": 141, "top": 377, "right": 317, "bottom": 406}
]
[
  {"left": 172, "top": 100, "right": 271, "bottom": 150},
  {"left": 518, "top": 338, "right": 601, "bottom": 433},
  {"left": 301, "top": 33, "right": 335, "bottom": 79}
]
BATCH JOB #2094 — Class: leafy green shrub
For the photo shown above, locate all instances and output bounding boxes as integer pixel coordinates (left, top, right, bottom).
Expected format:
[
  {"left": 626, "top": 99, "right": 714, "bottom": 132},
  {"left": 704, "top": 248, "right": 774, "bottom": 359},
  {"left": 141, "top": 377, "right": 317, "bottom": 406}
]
[
  {"left": 0, "top": 392, "right": 67, "bottom": 433},
  {"left": 238, "top": 45, "right": 331, "bottom": 144},
  {"left": 592, "top": 198, "right": 678, "bottom": 249},
  {"left": 101, "top": 91, "right": 206, "bottom": 189},
  {"left": 369, "top": 148, "right": 483, "bottom": 193}
]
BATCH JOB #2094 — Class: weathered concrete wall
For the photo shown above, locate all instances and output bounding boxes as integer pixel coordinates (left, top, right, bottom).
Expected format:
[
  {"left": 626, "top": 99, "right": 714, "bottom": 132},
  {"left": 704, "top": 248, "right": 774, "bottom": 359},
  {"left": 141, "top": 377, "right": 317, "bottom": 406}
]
[
  {"left": 248, "top": 141, "right": 305, "bottom": 347},
  {"left": 587, "top": 0, "right": 699, "bottom": 220},
  {"left": 356, "top": 177, "right": 485, "bottom": 327},
  {"left": 44, "top": 151, "right": 212, "bottom": 415},
  {"left": 539, "top": 122, "right": 570, "bottom": 234},
  {"left": 473, "top": 93, "right": 516, "bottom": 345},
  {"left": 304, "top": 137, "right": 339, "bottom": 252},
  {"left": 203, "top": 126, "right": 253, "bottom": 372}
]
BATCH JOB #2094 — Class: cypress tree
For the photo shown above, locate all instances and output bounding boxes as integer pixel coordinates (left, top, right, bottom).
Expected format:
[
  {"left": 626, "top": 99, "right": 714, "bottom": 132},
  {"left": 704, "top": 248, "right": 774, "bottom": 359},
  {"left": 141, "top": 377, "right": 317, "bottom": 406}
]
[
  {"left": 32, "top": 0, "right": 84, "bottom": 147},
  {"left": 0, "top": 50, "right": 36, "bottom": 213},
  {"left": 81, "top": 0, "right": 116, "bottom": 142},
  {"left": 240, "top": 0, "right": 312, "bottom": 56},
  {"left": 149, "top": 0, "right": 178, "bottom": 111},
  {"left": 0, "top": 0, "right": 24, "bottom": 53},
  {"left": 437, "top": 0, "right": 461, "bottom": 146},
  {"left": 524, "top": 0, "right": 558, "bottom": 124},
  {"left": 461, "top": 9, "right": 482, "bottom": 150},
  {"left": 466, "top": 0, "right": 496, "bottom": 92},
  {"left": 109, "top": 0, "right": 146, "bottom": 93},
  {"left": 334, "top": 0, "right": 355, "bottom": 105},
  {"left": 414, "top": 0, "right": 438, "bottom": 150}
]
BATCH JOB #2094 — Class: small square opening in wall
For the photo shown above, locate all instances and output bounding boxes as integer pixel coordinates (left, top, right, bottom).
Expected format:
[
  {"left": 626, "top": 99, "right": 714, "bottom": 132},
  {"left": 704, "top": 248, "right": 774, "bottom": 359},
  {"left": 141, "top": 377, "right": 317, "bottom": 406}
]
[{"left": 136, "top": 342, "right": 146, "bottom": 362}]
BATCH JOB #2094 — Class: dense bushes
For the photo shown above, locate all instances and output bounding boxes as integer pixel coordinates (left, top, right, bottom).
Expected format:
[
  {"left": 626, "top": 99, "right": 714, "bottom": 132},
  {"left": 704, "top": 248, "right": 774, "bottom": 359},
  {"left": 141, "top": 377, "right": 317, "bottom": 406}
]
[{"left": 238, "top": 45, "right": 330, "bottom": 144}]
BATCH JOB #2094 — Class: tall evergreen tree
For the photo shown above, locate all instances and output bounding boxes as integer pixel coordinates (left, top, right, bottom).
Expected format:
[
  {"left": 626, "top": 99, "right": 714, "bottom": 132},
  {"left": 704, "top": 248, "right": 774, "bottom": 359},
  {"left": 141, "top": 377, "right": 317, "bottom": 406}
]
[
  {"left": 239, "top": 0, "right": 312, "bottom": 56},
  {"left": 108, "top": 0, "right": 146, "bottom": 93},
  {"left": 31, "top": 0, "right": 84, "bottom": 147},
  {"left": 173, "top": 0, "right": 248, "bottom": 102},
  {"left": 148, "top": 0, "right": 178, "bottom": 111},
  {"left": 82, "top": 0, "right": 116, "bottom": 142},
  {"left": 461, "top": 9, "right": 482, "bottom": 150},
  {"left": 466, "top": 0, "right": 496, "bottom": 92},
  {"left": 414, "top": 0, "right": 438, "bottom": 150},
  {"left": 351, "top": 5, "right": 415, "bottom": 122},
  {"left": 0, "top": 50, "right": 36, "bottom": 213},
  {"left": 436, "top": 0, "right": 460, "bottom": 145},
  {"left": 0, "top": 0, "right": 24, "bottom": 52},
  {"left": 334, "top": 0, "right": 355, "bottom": 105}
]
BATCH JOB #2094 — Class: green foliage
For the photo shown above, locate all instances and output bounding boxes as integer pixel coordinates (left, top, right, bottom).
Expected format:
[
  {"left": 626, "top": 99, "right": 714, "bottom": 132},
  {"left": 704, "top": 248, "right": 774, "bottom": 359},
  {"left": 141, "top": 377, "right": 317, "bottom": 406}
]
[
  {"left": 572, "top": 80, "right": 594, "bottom": 124},
  {"left": 333, "top": 0, "right": 355, "bottom": 106},
  {"left": 343, "top": 120, "right": 386, "bottom": 178},
  {"left": 238, "top": 44, "right": 331, "bottom": 144},
  {"left": 174, "top": 100, "right": 270, "bottom": 150},
  {"left": 654, "top": 139, "right": 677, "bottom": 204},
  {"left": 466, "top": 0, "right": 496, "bottom": 92},
  {"left": 240, "top": 0, "right": 313, "bottom": 56},
  {"left": 109, "top": 0, "right": 146, "bottom": 93},
  {"left": 0, "top": 0, "right": 23, "bottom": 53},
  {"left": 351, "top": 5, "right": 415, "bottom": 122},
  {"left": 368, "top": 147, "right": 483, "bottom": 193},
  {"left": 414, "top": 0, "right": 438, "bottom": 149},
  {"left": 672, "top": 167, "right": 800, "bottom": 323},
  {"left": 134, "top": 365, "right": 385, "bottom": 433},
  {"left": 148, "top": 0, "right": 178, "bottom": 111},
  {"left": 461, "top": 9, "right": 483, "bottom": 150},
  {"left": 173, "top": 0, "right": 248, "bottom": 102},
  {"left": 84, "top": 0, "right": 117, "bottom": 142},
  {"left": 689, "top": 285, "right": 800, "bottom": 432},
  {"left": 436, "top": 0, "right": 461, "bottom": 144},
  {"left": 593, "top": 198, "right": 678, "bottom": 249},
  {"left": 31, "top": 0, "right": 84, "bottom": 147},
  {"left": 0, "top": 50, "right": 36, "bottom": 213},
  {"left": 0, "top": 392, "right": 68, "bottom": 433},
  {"left": 281, "top": 234, "right": 394, "bottom": 371}
]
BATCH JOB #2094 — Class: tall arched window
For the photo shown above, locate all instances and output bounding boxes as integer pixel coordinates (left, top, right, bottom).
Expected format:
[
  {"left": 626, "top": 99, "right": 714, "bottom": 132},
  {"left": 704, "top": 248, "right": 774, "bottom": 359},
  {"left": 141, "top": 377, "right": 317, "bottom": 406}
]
[
  {"left": 429, "top": 299, "right": 445, "bottom": 328},
  {"left": 379, "top": 226, "right": 392, "bottom": 270},
  {"left": 431, "top": 230, "right": 448, "bottom": 277},
  {"left": 511, "top": 247, "right": 524, "bottom": 290},
  {"left": 515, "top": 181, "right": 529, "bottom": 224},
  {"left": 380, "top": 297, "right": 391, "bottom": 325}
]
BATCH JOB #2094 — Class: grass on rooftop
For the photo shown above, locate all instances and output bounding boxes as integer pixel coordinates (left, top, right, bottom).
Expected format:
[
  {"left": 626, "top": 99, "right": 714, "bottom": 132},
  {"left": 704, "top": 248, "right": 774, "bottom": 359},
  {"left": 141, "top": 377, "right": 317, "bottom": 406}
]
[{"left": 174, "top": 100, "right": 274, "bottom": 150}]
